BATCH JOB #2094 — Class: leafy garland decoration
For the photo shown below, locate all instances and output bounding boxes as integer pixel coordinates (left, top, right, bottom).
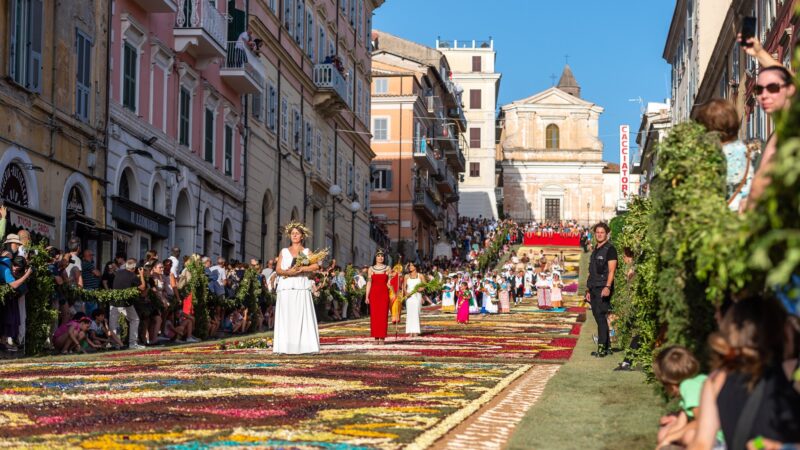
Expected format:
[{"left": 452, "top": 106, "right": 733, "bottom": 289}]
[{"left": 25, "top": 244, "right": 58, "bottom": 356}]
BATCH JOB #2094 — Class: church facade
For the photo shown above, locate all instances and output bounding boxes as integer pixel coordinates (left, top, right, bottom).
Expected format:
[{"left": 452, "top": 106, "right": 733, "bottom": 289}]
[{"left": 499, "top": 66, "right": 619, "bottom": 225}]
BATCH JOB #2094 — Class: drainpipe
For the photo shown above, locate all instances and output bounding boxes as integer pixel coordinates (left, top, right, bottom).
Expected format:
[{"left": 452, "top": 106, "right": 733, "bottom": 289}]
[
  {"left": 300, "top": 85, "right": 308, "bottom": 223},
  {"left": 196, "top": 182, "right": 203, "bottom": 254},
  {"left": 397, "top": 78, "right": 403, "bottom": 249},
  {"left": 275, "top": 61, "right": 283, "bottom": 256},
  {"left": 332, "top": 124, "right": 338, "bottom": 256},
  {"left": 103, "top": 0, "right": 113, "bottom": 245}
]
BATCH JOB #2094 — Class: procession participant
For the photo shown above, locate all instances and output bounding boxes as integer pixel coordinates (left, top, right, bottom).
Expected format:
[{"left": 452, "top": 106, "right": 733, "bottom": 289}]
[
  {"left": 273, "top": 221, "right": 320, "bottom": 354},
  {"left": 365, "top": 249, "right": 390, "bottom": 344},
  {"left": 499, "top": 276, "right": 511, "bottom": 313},
  {"left": 402, "top": 262, "right": 425, "bottom": 338},
  {"left": 441, "top": 274, "right": 457, "bottom": 313},
  {"left": 389, "top": 262, "right": 403, "bottom": 326},
  {"left": 514, "top": 270, "right": 524, "bottom": 305},
  {"left": 456, "top": 281, "right": 471, "bottom": 325},
  {"left": 551, "top": 272, "right": 564, "bottom": 309},
  {"left": 585, "top": 222, "right": 618, "bottom": 357}
]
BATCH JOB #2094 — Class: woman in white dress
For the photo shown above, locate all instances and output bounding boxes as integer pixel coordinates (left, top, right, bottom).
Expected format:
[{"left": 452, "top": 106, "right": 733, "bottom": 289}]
[
  {"left": 402, "top": 262, "right": 425, "bottom": 337},
  {"left": 272, "top": 222, "right": 320, "bottom": 354}
]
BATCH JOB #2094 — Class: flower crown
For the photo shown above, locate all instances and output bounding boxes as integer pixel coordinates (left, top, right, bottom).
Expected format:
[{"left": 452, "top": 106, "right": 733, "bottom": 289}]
[{"left": 283, "top": 221, "right": 312, "bottom": 238}]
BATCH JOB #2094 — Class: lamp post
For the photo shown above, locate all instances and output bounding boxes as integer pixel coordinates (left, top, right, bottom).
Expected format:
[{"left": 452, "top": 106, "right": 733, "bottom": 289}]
[
  {"left": 329, "top": 184, "right": 342, "bottom": 260},
  {"left": 349, "top": 200, "right": 361, "bottom": 264}
]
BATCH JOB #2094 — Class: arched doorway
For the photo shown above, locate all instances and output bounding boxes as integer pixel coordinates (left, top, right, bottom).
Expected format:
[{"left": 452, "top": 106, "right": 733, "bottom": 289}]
[
  {"left": 174, "top": 190, "right": 193, "bottom": 257},
  {"left": 221, "top": 219, "right": 234, "bottom": 261}
]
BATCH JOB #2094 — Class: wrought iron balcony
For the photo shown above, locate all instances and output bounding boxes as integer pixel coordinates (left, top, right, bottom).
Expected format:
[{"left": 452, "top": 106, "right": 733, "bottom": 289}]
[
  {"left": 313, "top": 63, "right": 349, "bottom": 117},
  {"left": 445, "top": 141, "right": 466, "bottom": 172},
  {"left": 412, "top": 138, "right": 439, "bottom": 171},
  {"left": 436, "top": 162, "right": 457, "bottom": 195},
  {"left": 413, "top": 189, "right": 439, "bottom": 220},
  {"left": 132, "top": 0, "right": 176, "bottom": 12},
  {"left": 220, "top": 42, "right": 266, "bottom": 94},
  {"left": 174, "top": 0, "right": 227, "bottom": 65}
]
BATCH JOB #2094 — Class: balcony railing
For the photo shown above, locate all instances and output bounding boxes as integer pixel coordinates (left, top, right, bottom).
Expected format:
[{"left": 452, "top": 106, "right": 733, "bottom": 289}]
[
  {"left": 413, "top": 189, "right": 439, "bottom": 219},
  {"left": 221, "top": 42, "right": 266, "bottom": 93},
  {"left": 175, "top": 0, "right": 227, "bottom": 49},
  {"left": 312, "top": 63, "right": 349, "bottom": 116},
  {"left": 412, "top": 138, "right": 438, "bottom": 170},
  {"left": 436, "top": 39, "right": 493, "bottom": 50}
]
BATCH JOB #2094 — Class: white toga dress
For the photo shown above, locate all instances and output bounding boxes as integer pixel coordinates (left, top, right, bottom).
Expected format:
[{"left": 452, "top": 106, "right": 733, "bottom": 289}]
[
  {"left": 405, "top": 276, "right": 422, "bottom": 334},
  {"left": 273, "top": 248, "right": 320, "bottom": 354}
]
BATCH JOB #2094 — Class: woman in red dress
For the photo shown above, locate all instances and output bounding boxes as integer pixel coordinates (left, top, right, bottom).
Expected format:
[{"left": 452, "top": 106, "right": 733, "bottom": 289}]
[{"left": 365, "top": 249, "right": 390, "bottom": 344}]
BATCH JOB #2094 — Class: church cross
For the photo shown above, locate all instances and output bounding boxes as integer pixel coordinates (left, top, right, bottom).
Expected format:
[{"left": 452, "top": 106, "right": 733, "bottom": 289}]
[{"left": 549, "top": 74, "right": 557, "bottom": 86}]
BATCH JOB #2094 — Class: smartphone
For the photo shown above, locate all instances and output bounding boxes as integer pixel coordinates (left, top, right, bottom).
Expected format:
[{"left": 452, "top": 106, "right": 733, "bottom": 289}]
[{"left": 740, "top": 17, "right": 756, "bottom": 47}]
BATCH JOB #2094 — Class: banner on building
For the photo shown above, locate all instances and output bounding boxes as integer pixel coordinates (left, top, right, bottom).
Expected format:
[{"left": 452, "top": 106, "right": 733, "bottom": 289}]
[{"left": 619, "top": 125, "right": 630, "bottom": 199}]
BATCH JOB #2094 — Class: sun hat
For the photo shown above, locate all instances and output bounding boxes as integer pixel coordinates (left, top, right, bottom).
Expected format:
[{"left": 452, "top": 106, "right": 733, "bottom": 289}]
[{"left": 3, "top": 234, "right": 22, "bottom": 245}]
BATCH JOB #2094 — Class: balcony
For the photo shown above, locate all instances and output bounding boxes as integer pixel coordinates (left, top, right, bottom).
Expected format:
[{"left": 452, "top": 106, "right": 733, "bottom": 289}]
[
  {"left": 221, "top": 43, "right": 266, "bottom": 94},
  {"left": 412, "top": 138, "right": 438, "bottom": 171},
  {"left": 132, "top": 0, "right": 177, "bottom": 12},
  {"left": 436, "top": 163, "right": 457, "bottom": 195},
  {"left": 445, "top": 142, "right": 466, "bottom": 172},
  {"left": 174, "top": 0, "right": 227, "bottom": 67},
  {"left": 413, "top": 188, "right": 439, "bottom": 221},
  {"left": 313, "top": 63, "right": 349, "bottom": 117}
]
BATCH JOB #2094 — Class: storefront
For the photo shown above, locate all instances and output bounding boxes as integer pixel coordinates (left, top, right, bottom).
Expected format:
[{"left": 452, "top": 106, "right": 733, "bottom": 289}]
[
  {"left": 63, "top": 185, "right": 113, "bottom": 264},
  {"left": 0, "top": 162, "right": 56, "bottom": 244},
  {"left": 110, "top": 196, "right": 172, "bottom": 262}
]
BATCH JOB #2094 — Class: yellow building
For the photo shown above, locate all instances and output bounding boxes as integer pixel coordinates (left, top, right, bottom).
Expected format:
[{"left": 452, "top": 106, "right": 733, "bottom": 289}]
[{"left": 0, "top": 0, "right": 111, "bottom": 260}]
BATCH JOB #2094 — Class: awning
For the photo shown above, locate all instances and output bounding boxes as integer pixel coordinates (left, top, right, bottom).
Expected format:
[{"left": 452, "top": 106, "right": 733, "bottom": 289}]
[
  {"left": 6, "top": 203, "right": 56, "bottom": 242},
  {"left": 111, "top": 196, "right": 172, "bottom": 238}
]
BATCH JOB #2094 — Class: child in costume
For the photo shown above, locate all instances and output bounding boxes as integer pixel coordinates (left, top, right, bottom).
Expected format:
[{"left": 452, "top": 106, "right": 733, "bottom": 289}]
[
  {"left": 440, "top": 275, "right": 457, "bottom": 313},
  {"left": 535, "top": 271, "right": 552, "bottom": 310},
  {"left": 499, "top": 278, "right": 511, "bottom": 313},
  {"left": 551, "top": 272, "right": 564, "bottom": 309},
  {"left": 456, "top": 282, "right": 470, "bottom": 324}
]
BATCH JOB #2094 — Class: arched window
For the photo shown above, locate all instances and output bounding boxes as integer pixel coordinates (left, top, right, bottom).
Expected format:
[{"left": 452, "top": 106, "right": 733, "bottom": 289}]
[
  {"left": 119, "top": 170, "right": 132, "bottom": 199},
  {"left": 203, "top": 209, "right": 213, "bottom": 257},
  {"left": 546, "top": 124, "right": 560, "bottom": 149}
]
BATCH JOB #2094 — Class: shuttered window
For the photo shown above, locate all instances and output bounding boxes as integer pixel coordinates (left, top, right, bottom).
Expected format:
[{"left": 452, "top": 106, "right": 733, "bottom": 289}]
[
  {"left": 179, "top": 87, "right": 191, "bottom": 146},
  {"left": 9, "top": 0, "right": 44, "bottom": 93},
  {"left": 472, "top": 56, "right": 481, "bottom": 72},
  {"left": 224, "top": 125, "right": 233, "bottom": 176},
  {"left": 122, "top": 43, "right": 138, "bottom": 112},
  {"left": 75, "top": 29, "right": 92, "bottom": 121},
  {"left": 469, "top": 89, "right": 481, "bottom": 109},
  {"left": 372, "top": 168, "right": 392, "bottom": 191},
  {"left": 469, "top": 128, "right": 481, "bottom": 148},
  {"left": 469, "top": 162, "right": 480, "bottom": 177}
]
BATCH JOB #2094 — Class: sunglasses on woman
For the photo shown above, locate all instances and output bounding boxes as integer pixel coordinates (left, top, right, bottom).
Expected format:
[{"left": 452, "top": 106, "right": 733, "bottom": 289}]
[{"left": 754, "top": 83, "right": 788, "bottom": 95}]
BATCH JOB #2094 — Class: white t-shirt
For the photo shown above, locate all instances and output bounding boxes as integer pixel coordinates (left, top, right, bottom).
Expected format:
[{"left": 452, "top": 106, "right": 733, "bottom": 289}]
[
  {"left": 168, "top": 255, "right": 180, "bottom": 278},
  {"left": 236, "top": 31, "right": 251, "bottom": 50},
  {"left": 66, "top": 254, "right": 82, "bottom": 285}
]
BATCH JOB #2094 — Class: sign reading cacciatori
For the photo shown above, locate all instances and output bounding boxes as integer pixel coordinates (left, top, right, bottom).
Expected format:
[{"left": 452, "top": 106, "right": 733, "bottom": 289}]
[{"left": 619, "top": 125, "right": 630, "bottom": 200}]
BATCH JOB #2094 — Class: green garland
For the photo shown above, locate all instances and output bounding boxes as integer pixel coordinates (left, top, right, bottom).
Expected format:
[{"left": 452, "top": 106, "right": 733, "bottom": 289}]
[
  {"left": 63, "top": 285, "right": 141, "bottom": 306},
  {"left": 184, "top": 257, "right": 211, "bottom": 339},
  {"left": 25, "top": 244, "right": 58, "bottom": 356},
  {"left": 0, "top": 283, "right": 13, "bottom": 305},
  {"left": 235, "top": 268, "right": 262, "bottom": 333}
]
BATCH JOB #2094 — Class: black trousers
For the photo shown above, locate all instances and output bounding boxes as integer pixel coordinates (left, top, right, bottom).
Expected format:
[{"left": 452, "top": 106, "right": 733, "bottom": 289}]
[{"left": 589, "top": 286, "right": 611, "bottom": 348}]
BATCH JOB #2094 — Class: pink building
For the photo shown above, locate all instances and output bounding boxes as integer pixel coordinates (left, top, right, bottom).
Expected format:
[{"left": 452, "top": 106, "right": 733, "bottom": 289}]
[{"left": 107, "top": 0, "right": 263, "bottom": 261}]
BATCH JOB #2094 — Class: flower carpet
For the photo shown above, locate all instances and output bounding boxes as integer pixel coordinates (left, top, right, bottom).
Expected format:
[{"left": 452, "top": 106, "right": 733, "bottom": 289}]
[{"left": 0, "top": 248, "right": 587, "bottom": 449}]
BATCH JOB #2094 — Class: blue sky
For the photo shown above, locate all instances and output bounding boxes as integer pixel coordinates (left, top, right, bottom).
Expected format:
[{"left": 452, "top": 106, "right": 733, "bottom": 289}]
[{"left": 373, "top": 0, "right": 675, "bottom": 163}]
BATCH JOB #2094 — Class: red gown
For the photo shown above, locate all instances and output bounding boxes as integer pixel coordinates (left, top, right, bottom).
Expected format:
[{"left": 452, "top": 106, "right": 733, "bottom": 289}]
[{"left": 369, "top": 272, "right": 390, "bottom": 338}]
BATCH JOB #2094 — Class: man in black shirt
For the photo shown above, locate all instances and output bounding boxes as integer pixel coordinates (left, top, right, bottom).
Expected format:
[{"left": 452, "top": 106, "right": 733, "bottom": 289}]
[{"left": 585, "top": 223, "right": 618, "bottom": 357}]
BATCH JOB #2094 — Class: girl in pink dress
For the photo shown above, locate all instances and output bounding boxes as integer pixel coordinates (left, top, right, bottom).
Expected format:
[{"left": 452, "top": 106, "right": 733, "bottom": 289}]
[{"left": 456, "top": 282, "right": 470, "bottom": 324}]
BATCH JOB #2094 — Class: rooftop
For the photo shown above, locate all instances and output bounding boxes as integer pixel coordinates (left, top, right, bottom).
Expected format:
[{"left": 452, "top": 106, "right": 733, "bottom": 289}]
[{"left": 435, "top": 38, "right": 494, "bottom": 50}]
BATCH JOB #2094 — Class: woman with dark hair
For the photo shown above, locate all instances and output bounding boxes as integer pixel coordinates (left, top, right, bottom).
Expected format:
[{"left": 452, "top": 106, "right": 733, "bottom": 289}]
[
  {"left": 689, "top": 295, "right": 800, "bottom": 449},
  {"left": 365, "top": 249, "right": 390, "bottom": 344}
]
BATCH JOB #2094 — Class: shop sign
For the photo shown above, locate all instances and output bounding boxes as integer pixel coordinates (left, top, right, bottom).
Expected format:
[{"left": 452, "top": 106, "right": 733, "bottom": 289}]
[
  {"left": 619, "top": 125, "right": 630, "bottom": 199},
  {"left": 111, "top": 197, "right": 171, "bottom": 238},
  {"left": 9, "top": 210, "right": 55, "bottom": 241},
  {"left": 0, "top": 163, "right": 29, "bottom": 207}
]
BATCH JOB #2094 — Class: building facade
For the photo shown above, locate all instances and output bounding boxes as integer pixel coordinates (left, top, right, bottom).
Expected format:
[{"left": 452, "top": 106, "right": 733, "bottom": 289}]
[
  {"left": 244, "top": 0, "right": 384, "bottom": 267},
  {"left": 633, "top": 102, "right": 672, "bottom": 196},
  {"left": 369, "top": 31, "right": 466, "bottom": 262},
  {"left": 664, "top": 0, "right": 732, "bottom": 124},
  {"left": 1, "top": 0, "right": 112, "bottom": 261},
  {"left": 437, "top": 38, "right": 501, "bottom": 219},
  {"left": 499, "top": 66, "right": 616, "bottom": 225}
]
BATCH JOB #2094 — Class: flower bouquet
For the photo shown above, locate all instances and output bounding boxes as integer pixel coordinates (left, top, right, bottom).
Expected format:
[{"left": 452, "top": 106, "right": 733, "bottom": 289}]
[
  {"left": 292, "top": 248, "right": 329, "bottom": 269},
  {"left": 218, "top": 337, "right": 272, "bottom": 351}
]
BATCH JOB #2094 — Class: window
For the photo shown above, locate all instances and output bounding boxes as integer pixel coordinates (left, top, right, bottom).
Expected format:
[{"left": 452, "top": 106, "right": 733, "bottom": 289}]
[
  {"left": 306, "top": 8, "right": 314, "bottom": 60},
  {"left": 281, "top": 98, "right": 288, "bottom": 142},
  {"left": 472, "top": 56, "right": 481, "bottom": 72},
  {"left": 304, "top": 120, "right": 313, "bottom": 161},
  {"left": 469, "top": 127, "right": 481, "bottom": 148},
  {"left": 372, "top": 118, "right": 388, "bottom": 140},
  {"left": 122, "top": 42, "right": 138, "bottom": 111},
  {"left": 341, "top": 0, "right": 347, "bottom": 16},
  {"left": 356, "top": 78, "right": 363, "bottom": 120},
  {"left": 204, "top": 108, "right": 214, "bottom": 163},
  {"left": 119, "top": 170, "right": 131, "bottom": 199},
  {"left": 315, "top": 131, "right": 322, "bottom": 171},
  {"left": 374, "top": 78, "right": 388, "bottom": 94},
  {"left": 347, "top": 163, "right": 354, "bottom": 195},
  {"left": 546, "top": 124, "right": 559, "bottom": 149},
  {"left": 251, "top": 90, "right": 263, "bottom": 122},
  {"left": 365, "top": 10, "right": 372, "bottom": 49},
  {"left": 469, "top": 162, "right": 480, "bottom": 177},
  {"left": 357, "top": 0, "right": 364, "bottom": 42},
  {"left": 350, "top": 0, "right": 356, "bottom": 26},
  {"left": 318, "top": 25, "right": 326, "bottom": 64},
  {"left": 75, "top": 29, "right": 92, "bottom": 121},
  {"left": 327, "top": 141, "right": 334, "bottom": 179},
  {"left": 267, "top": 84, "right": 277, "bottom": 132},
  {"left": 224, "top": 125, "right": 233, "bottom": 176},
  {"left": 371, "top": 168, "right": 392, "bottom": 190},
  {"left": 179, "top": 87, "right": 191, "bottom": 146},
  {"left": 469, "top": 89, "right": 481, "bottom": 109},
  {"left": 293, "top": 110, "right": 301, "bottom": 151},
  {"left": 9, "top": 0, "right": 44, "bottom": 92},
  {"left": 268, "top": 0, "right": 276, "bottom": 13},
  {"left": 295, "top": 0, "right": 305, "bottom": 48},
  {"left": 284, "top": 0, "right": 294, "bottom": 36}
]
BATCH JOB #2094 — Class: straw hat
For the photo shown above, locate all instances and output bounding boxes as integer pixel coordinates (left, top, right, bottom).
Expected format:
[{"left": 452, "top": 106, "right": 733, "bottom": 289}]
[{"left": 3, "top": 234, "right": 22, "bottom": 245}]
